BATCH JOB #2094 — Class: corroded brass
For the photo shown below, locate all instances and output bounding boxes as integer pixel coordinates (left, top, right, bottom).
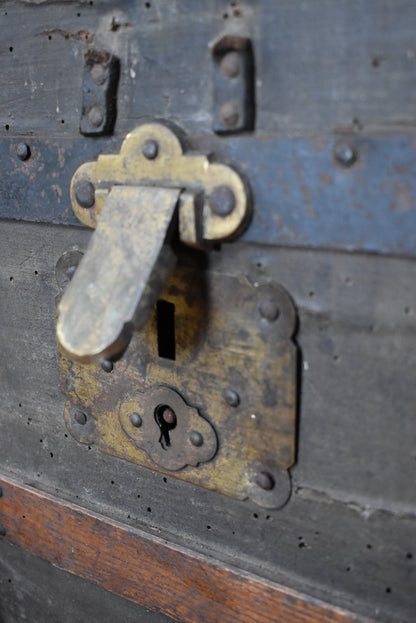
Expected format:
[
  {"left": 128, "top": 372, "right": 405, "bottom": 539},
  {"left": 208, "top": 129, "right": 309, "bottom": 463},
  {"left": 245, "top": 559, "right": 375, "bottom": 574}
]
[
  {"left": 59, "top": 265, "right": 297, "bottom": 509},
  {"left": 57, "top": 123, "right": 250, "bottom": 363}
]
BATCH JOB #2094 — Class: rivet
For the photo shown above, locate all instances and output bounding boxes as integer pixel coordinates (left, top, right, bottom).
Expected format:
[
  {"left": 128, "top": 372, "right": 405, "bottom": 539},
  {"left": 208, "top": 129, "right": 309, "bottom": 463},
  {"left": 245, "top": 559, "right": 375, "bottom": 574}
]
[
  {"left": 90, "top": 63, "right": 108, "bottom": 86},
  {"left": 220, "top": 51, "right": 241, "bottom": 78},
  {"left": 333, "top": 142, "right": 357, "bottom": 167},
  {"left": 16, "top": 142, "right": 31, "bottom": 161},
  {"left": 190, "top": 431, "right": 204, "bottom": 447},
  {"left": 130, "top": 412, "right": 143, "bottom": 428},
  {"left": 224, "top": 389, "right": 240, "bottom": 407},
  {"left": 259, "top": 300, "right": 280, "bottom": 322},
  {"left": 74, "top": 180, "right": 95, "bottom": 208},
  {"left": 255, "top": 471, "right": 275, "bottom": 491},
  {"left": 101, "top": 359, "right": 113, "bottom": 373},
  {"left": 162, "top": 407, "right": 176, "bottom": 426},
  {"left": 219, "top": 100, "right": 240, "bottom": 128},
  {"left": 0, "top": 525, "right": 6, "bottom": 537},
  {"left": 87, "top": 105, "right": 104, "bottom": 128},
  {"left": 142, "top": 139, "right": 159, "bottom": 160},
  {"left": 209, "top": 185, "right": 236, "bottom": 217},
  {"left": 74, "top": 410, "right": 87, "bottom": 426}
]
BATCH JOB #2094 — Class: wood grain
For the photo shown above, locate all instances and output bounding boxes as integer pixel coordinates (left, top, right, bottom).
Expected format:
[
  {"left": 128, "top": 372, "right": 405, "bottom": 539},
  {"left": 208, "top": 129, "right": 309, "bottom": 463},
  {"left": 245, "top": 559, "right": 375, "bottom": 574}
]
[{"left": 0, "top": 474, "right": 373, "bottom": 623}]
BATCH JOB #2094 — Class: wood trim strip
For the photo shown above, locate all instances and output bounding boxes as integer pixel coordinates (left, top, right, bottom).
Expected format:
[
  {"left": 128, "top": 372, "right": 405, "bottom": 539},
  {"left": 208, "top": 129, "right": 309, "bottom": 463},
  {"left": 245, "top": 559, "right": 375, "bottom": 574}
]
[{"left": 0, "top": 474, "right": 373, "bottom": 623}]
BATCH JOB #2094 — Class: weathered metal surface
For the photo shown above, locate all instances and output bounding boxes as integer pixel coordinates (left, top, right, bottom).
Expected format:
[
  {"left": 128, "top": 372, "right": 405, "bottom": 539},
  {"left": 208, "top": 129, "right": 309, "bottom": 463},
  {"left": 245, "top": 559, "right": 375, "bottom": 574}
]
[
  {"left": 80, "top": 49, "right": 120, "bottom": 137},
  {"left": 57, "top": 123, "right": 251, "bottom": 362},
  {"left": 212, "top": 36, "right": 255, "bottom": 134},
  {"left": 57, "top": 185, "right": 180, "bottom": 362},
  {"left": 59, "top": 265, "right": 297, "bottom": 509},
  {"left": 69, "top": 123, "right": 251, "bottom": 243},
  {"left": 1, "top": 135, "right": 416, "bottom": 256}
]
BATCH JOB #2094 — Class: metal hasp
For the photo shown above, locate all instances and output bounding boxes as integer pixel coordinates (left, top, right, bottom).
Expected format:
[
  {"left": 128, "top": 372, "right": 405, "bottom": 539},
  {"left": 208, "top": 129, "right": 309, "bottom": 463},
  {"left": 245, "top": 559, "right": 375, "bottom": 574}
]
[
  {"left": 212, "top": 35, "right": 255, "bottom": 134},
  {"left": 57, "top": 122, "right": 297, "bottom": 509},
  {"left": 56, "top": 123, "right": 250, "bottom": 363}
]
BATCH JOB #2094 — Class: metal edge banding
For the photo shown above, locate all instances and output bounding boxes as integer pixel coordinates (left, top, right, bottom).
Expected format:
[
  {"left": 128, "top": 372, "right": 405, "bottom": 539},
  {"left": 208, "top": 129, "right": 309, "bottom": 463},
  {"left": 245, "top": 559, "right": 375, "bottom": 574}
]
[{"left": 0, "top": 474, "right": 374, "bottom": 623}]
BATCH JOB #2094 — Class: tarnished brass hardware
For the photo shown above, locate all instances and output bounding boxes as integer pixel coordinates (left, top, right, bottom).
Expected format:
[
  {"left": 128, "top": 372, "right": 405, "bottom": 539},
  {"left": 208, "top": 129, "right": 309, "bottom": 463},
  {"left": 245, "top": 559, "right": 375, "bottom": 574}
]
[
  {"left": 57, "top": 123, "right": 250, "bottom": 364},
  {"left": 60, "top": 265, "right": 297, "bottom": 509},
  {"left": 119, "top": 386, "right": 217, "bottom": 471}
]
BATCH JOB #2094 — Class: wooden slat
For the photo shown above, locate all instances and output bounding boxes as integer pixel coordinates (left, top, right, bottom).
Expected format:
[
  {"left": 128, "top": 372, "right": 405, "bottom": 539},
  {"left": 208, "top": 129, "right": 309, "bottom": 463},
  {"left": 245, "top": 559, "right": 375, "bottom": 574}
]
[{"left": 0, "top": 474, "right": 373, "bottom": 623}]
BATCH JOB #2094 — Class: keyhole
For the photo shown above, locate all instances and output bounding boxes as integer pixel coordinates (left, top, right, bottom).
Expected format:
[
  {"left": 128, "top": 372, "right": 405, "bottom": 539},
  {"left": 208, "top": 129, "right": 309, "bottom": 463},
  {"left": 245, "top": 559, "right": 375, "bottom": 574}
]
[{"left": 155, "top": 404, "right": 177, "bottom": 450}]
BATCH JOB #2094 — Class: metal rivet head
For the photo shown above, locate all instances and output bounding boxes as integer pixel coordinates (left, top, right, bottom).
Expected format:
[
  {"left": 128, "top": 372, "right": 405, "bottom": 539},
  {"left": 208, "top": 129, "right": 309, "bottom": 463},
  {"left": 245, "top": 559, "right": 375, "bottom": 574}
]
[
  {"left": 259, "top": 300, "right": 280, "bottom": 322},
  {"left": 161, "top": 407, "right": 176, "bottom": 426},
  {"left": 16, "top": 142, "right": 31, "bottom": 161},
  {"left": 220, "top": 51, "right": 241, "bottom": 78},
  {"left": 130, "top": 412, "right": 143, "bottom": 428},
  {"left": 142, "top": 139, "right": 159, "bottom": 160},
  {"left": 87, "top": 105, "right": 104, "bottom": 128},
  {"left": 90, "top": 63, "right": 108, "bottom": 86},
  {"left": 219, "top": 100, "right": 240, "bottom": 128},
  {"left": 74, "top": 180, "right": 95, "bottom": 208},
  {"left": 190, "top": 431, "right": 204, "bottom": 447},
  {"left": 209, "top": 185, "right": 236, "bottom": 217},
  {"left": 333, "top": 142, "right": 357, "bottom": 167},
  {"left": 74, "top": 410, "right": 87, "bottom": 426},
  {"left": 223, "top": 389, "right": 240, "bottom": 407},
  {"left": 255, "top": 471, "right": 275, "bottom": 491},
  {"left": 101, "top": 359, "right": 113, "bottom": 373}
]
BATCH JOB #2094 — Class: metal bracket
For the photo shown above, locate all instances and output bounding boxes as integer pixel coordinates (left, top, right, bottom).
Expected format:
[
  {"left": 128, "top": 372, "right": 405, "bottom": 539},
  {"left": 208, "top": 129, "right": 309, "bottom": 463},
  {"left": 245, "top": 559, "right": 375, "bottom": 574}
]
[{"left": 57, "top": 123, "right": 251, "bottom": 363}]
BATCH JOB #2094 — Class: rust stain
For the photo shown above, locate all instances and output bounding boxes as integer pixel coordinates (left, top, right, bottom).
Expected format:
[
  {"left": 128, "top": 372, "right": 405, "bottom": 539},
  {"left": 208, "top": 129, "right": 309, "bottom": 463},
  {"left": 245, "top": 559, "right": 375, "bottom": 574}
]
[{"left": 319, "top": 173, "right": 332, "bottom": 186}]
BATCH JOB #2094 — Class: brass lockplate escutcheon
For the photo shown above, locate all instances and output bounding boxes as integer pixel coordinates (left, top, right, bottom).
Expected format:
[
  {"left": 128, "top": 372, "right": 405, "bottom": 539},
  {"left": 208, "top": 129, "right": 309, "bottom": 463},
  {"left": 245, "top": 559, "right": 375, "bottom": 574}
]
[{"left": 60, "top": 264, "right": 297, "bottom": 509}]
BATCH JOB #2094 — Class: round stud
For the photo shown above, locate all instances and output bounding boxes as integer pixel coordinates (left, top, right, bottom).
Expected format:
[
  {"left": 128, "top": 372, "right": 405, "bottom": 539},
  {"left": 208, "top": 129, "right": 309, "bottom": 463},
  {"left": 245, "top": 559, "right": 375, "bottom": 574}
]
[
  {"left": 189, "top": 431, "right": 204, "bottom": 447},
  {"left": 74, "top": 180, "right": 95, "bottom": 209},
  {"left": 219, "top": 100, "right": 240, "bottom": 128},
  {"left": 142, "top": 139, "right": 159, "bottom": 160},
  {"left": 255, "top": 471, "right": 275, "bottom": 491},
  {"left": 16, "top": 142, "right": 30, "bottom": 161},
  {"left": 209, "top": 185, "right": 236, "bottom": 217},
  {"left": 130, "top": 412, "right": 143, "bottom": 428},
  {"left": 223, "top": 389, "right": 240, "bottom": 407},
  {"left": 87, "top": 105, "right": 104, "bottom": 128},
  {"left": 220, "top": 51, "right": 241, "bottom": 78},
  {"left": 259, "top": 300, "right": 280, "bottom": 322}
]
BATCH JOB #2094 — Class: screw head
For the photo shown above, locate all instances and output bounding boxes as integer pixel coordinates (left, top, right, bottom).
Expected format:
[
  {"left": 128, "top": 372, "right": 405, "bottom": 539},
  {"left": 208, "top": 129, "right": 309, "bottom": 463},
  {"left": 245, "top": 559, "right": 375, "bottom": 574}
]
[
  {"left": 90, "top": 63, "right": 108, "bottom": 86},
  {"left": 74, "top": 180, "right": 95, "bottom": 208},
  {"left": 259, "top": 300, "right": 280, "bottom": 322},
  {"left": 189, "top": 431, "right": 204, "bottom": 447},
  {"left": 220, "top": 51, "right": 241, "bottom": 78},
  {"left": 333, "top": 142, "right": 357, "bottom": 167},
  {"left": 219, "top": 100, "right": 240, "bottom": 128},
  {"left": 101, "top": 359, "right": 113, "bottom": 373},
  {"left": 130, "top": 412, "right": 143, "bottom": 428},
  {"left": 223, "top": 389, "right": 240, "bottom": 407},
  {"left": 87, "top": 105, "right": 104, "bottom": 128},
  {"left": 16, "top": 142, "right": 30, "bottom": 161},
  {"left": 142, "top": 139, "right": 159, "bottom": 160},
  {"left": 73, "top": 410, "right": 87, "bottom": 426},
  {"left": 162, "top": 407, "right": 176, "bottom": 426},
  {"left": 209, "top": 185, "right": 236, "bottom": 217},
  {"left": 255, "top": 471, "right": 275, "bottom": 491}
]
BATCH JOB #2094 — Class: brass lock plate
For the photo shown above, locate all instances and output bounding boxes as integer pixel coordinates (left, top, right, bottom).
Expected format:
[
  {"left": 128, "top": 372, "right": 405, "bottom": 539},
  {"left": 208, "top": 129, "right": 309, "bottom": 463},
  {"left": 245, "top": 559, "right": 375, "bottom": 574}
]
[{"left": 59, "top": 263, "right": 297, "bottom": 509}]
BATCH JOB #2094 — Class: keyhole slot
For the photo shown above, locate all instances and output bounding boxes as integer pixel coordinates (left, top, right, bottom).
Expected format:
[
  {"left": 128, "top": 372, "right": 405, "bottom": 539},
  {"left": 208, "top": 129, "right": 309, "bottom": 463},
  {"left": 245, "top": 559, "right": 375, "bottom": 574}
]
[
  {"left": 156, "top": 300, "right": 176, "bottom": 360},
  {"left": 154, "top": 404, "right": 177, "bottom": 450}
]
